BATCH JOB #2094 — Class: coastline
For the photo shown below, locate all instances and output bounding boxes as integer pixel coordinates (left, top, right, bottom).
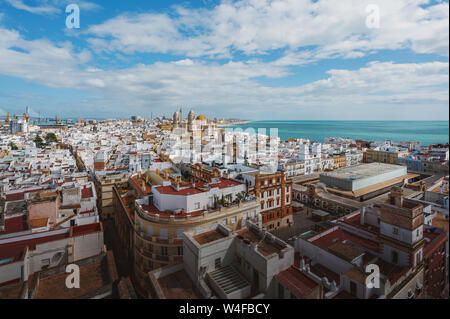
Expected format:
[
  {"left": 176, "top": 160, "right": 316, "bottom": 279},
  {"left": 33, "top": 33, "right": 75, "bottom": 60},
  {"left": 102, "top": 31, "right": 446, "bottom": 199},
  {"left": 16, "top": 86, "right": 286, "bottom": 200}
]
[
  {"left": 216, "top": 120, "right": 449, "bottom": 146},
  {"left": 218, "top": 120, "right": 253, "bottom": 127}
]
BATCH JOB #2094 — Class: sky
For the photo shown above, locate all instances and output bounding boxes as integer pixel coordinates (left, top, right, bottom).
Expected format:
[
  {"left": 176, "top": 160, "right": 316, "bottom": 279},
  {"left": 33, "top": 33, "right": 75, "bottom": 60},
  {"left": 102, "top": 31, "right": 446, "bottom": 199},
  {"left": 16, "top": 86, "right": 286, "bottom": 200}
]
[{"left": 0, "top": 0, "right": 448, "bottom": 120}]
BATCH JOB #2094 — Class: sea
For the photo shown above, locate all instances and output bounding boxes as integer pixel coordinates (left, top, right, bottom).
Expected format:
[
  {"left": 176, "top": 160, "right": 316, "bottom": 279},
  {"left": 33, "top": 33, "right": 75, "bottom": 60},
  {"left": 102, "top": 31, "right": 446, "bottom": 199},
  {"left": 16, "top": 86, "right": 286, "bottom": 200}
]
[{"left": 223, "top": 121, "right": 449, "bottom": 146}]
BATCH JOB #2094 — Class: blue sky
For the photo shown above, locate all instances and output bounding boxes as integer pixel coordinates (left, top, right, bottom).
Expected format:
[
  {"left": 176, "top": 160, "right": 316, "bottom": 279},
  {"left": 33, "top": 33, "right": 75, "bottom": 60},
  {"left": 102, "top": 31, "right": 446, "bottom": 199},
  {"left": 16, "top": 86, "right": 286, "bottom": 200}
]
[{"left": 0, "top": 0, "right": 448, "bottom": 120}]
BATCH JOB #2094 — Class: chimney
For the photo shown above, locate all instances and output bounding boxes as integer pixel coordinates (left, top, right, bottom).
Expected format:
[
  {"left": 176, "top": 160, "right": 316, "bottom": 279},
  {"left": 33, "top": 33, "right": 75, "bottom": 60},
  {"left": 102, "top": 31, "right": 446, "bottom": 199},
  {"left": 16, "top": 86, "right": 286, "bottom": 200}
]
[
  {"left": 360, "top": 207, "right": 366, "bottom": 225},
  {"left": 389, "top": 187, "right": 403, "bottom": 207},
  {"left": 300, "top": 258, "right": 306, "bottom": 270}
]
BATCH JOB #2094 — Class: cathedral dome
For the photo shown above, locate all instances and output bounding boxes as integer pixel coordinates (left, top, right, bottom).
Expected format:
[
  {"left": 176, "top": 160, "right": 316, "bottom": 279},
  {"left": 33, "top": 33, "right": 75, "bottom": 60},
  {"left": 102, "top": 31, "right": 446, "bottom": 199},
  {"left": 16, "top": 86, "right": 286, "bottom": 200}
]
[{"left": 196, "top": 115, "right": 206, "bottom": 120}]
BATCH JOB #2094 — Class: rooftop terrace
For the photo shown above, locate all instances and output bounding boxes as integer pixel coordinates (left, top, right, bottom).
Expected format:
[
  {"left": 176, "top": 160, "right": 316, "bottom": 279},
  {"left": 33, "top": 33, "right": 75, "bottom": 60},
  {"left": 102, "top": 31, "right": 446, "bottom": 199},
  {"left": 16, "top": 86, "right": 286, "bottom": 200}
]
[
  {"left": 237, "top": 227, "right": 286, "bottom": 257},
  {"left": 193, "top": 228, "right": 228, "bottom": 245},
  {"left": 321, "top": 163, "right": 404, "bottom": 181},
  {"left": 157, "top": 269, "right": 200, "bottom": 299}
]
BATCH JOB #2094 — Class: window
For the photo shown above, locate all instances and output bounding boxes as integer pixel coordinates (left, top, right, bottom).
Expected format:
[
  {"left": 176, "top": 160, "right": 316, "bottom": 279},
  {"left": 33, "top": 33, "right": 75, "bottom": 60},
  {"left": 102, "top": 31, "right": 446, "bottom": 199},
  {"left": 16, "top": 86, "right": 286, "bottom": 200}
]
[
  {"left": 215, "top": 258, "right": 221, "bottom": 269},
  {"left": 393, "top": 227, "right": 399, "bottom": 235},
  {"left": 161, "top": 246, "right": 168, "bottom": 256},
  {"left": 177, "top": 246, "right": 183, "bottom": 256},
  {"left": 231, "top": 216, "right": 237, "bottom": 224},
  {"left": 223, "top": 219, "right": 227, "bottom": 225},
  {"left": 160, "top": 228, "right": 168, "bottom": 239},
  {"left": 392, "top": 251, "right": 399, "bottom": 264},
  {"left": 194, "top": 202, "right": 200, "bottom": 209},
  {"left": 416, "top": 250, "right": 422, "bottom": 265}
]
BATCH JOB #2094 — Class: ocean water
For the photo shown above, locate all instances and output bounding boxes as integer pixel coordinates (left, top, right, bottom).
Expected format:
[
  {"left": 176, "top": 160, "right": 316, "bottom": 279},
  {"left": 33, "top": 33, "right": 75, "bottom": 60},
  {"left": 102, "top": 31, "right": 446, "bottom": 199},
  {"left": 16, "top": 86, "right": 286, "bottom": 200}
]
[{"left": 224, "top": 121, "right": 449, "bottom": 146}]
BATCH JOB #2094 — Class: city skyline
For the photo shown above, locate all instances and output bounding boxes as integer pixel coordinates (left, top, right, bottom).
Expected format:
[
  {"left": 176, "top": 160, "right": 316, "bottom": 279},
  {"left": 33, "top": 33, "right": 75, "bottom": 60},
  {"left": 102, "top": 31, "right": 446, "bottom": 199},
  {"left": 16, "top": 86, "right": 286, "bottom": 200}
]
[{"left": 0, "top": 0, "right": 448, "bottom": 120}]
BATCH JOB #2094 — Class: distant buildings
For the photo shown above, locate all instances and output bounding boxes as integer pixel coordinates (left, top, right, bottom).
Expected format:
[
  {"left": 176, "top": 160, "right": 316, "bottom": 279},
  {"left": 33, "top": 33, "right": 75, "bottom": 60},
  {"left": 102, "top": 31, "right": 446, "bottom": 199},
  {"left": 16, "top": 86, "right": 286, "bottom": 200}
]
[
  {"left": 365, "top": 146, "right": 409, "bottom": 165},
  {"left": 9, "top": 118, "right": 28, "bottom": 134}
]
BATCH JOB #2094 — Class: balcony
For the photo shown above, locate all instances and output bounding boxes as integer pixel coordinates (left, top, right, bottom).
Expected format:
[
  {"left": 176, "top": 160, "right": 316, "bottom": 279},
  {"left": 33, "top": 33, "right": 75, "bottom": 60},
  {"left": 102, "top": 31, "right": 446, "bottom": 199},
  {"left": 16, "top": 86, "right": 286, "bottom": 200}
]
[{"left": 136, "top": 231, "right": 182, "bottom": 246}]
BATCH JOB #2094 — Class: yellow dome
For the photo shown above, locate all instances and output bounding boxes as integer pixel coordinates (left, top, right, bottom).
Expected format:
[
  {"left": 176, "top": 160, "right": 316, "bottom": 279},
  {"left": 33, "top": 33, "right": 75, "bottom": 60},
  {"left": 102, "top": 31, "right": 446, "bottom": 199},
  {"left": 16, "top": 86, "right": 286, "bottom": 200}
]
[{"left": 196, "top": 115, "right": 206, "bottom": 120}]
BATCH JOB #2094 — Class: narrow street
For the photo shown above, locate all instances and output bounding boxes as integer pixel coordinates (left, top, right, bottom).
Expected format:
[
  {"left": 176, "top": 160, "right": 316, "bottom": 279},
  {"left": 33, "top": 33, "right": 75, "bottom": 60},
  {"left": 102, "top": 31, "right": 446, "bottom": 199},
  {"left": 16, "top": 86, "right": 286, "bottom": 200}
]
[{"left": 102, "top": 219, "right": 132, "bottom": 279}]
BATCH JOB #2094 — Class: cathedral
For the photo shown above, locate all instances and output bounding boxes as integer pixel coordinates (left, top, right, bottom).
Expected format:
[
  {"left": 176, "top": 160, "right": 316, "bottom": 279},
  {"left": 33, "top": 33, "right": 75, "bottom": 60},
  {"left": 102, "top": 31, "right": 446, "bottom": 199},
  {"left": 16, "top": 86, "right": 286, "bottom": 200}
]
[{"left": 172, "top": 108, "right": 216, "bottom": 138}]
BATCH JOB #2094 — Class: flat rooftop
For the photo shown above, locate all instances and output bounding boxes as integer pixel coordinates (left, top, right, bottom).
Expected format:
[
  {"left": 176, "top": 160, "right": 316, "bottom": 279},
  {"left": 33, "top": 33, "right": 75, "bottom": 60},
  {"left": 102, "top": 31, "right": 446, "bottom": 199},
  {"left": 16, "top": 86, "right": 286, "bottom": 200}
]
[
  {"left": 237, "top": 228, "right": 285, "bottom": 257},
  {"left": 324, "top": 173, "right": 418, "bottom": 198},
  {"left": 321, "top": 163, "right": 404, "bottom": 181},
  {"left": 328, "top": 241, "right": 365, "bottom": 262},
  {"left": 157, "top": 269, "right": 200, "bottom": 299},
  {"left": 193, "top": 228, "right": 227, "bottom": 245},
  {"left": 320, "top": 163, "right": 408, "bottom": 192},
  {"left": 0, "top": 281, "right": 23, "bottom": 299},
  {"left": 35, "top": 261, "right": 108, "bottom": 299}
]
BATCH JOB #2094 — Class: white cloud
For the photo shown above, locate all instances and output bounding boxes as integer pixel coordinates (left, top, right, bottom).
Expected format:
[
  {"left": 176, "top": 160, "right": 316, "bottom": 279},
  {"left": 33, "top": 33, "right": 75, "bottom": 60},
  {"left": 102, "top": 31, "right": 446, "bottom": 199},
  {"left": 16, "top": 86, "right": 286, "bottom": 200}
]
[
  {"left": 4, "top": 0, "right": 101, "bottom": 15},
  {"left": 2, "top": 25, "right": 446, "bottom": 119},
  {"left": 0, "top": 1, "right": 448, "bottom": 119},
  {"left": 85, "top": 0, "right": 449, "bottom": 60},
  {"left": 5, "top": 0, "right": 60, "bottom": 15}
]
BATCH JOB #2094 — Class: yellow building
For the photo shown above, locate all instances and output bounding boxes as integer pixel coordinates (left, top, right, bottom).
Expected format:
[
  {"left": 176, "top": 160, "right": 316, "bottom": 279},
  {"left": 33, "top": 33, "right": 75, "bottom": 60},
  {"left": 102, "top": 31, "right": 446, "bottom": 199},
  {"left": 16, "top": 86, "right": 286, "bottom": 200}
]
[
  {"left": 332, "top": 155, "right": 346, "bottom": 169},
  {"left": 365, "top": 149, "right": 407, "bottom": 165}
]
